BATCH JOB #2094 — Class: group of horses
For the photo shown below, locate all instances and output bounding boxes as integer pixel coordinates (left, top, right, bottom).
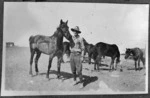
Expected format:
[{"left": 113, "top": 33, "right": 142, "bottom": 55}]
[{"left": 29, "top": 19, "right": 145, "bottom": 79}]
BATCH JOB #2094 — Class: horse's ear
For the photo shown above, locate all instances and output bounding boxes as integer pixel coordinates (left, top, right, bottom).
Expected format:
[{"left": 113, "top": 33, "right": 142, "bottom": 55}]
[
  {"left": 60, "top": 19, "right": 63, "bottom": 24},
  {"left": 66, "top": 20, "right": 68, "bottom": 24}
]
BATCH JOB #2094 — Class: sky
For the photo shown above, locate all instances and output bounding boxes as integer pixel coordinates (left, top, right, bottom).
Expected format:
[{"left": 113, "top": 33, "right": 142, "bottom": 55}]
[{"left": 3, "top": 2, "right": 149, "bottom": 53}]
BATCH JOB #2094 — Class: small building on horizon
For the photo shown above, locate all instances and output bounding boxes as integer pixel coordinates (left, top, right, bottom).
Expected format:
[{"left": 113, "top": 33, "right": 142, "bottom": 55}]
[{"left": 6, "top": 42, "right": 15, "bottom": 47}]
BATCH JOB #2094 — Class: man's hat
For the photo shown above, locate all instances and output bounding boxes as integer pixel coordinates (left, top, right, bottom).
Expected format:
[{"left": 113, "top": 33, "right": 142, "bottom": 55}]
[{"left": 71, "top": 26, "right": 81, "bottom": 33}]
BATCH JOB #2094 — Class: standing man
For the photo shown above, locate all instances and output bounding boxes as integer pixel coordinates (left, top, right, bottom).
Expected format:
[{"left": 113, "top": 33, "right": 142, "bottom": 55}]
[{"left": 70, "top": 26, "right": 85, "bottom": 88}]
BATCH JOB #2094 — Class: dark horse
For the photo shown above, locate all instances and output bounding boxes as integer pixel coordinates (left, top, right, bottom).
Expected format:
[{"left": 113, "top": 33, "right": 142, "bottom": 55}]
[
  {"left": 125, "top": 48, "right": 145, "bottom": 71},
  {"left": 94, "top": 42, "right": 120, "bottom": 71},
  {"left": 61, "top": 41, "right": 71, "bottom": 63},
  {"left": 82, "top": 38, "right": 95, "bottom": 64},
  {"left": 29, "top": 19, "right": 72, "bottom": 79}
]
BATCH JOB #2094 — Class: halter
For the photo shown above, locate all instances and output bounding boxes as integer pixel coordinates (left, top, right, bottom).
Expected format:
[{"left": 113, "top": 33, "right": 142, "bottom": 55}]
[
  {"left": 57, "top": 27, "right": 63, "bottom": 34},
  {"left": 56, "top": 25, "right": 68, "bottom": 37}
]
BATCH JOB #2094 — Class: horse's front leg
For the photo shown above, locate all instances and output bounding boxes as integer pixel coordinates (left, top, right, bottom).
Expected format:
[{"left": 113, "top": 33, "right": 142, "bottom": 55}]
[
  {"left": 61, "top": 52, "right": 65, "bottom": 63},
  {"left": 57, "top": 55, "right": 63, "bottom": 79},
  {"left": 110, "top": 58, "right": 115, "bottom": 71},
  {"left": 135, "top": 61, "right": 137, "bottom": 71},
  {"left": 115, "top": 58, "right": 120, "bottom": 70},
  {"left": 97, "top": 59, "right": 101, "bottom": 71},
  {"left": 96, "top": 55, "right": 101, "bottom": 71},
  {"left": 46, "top": 55, "right": 54, "bottom": 79},
  {"left": 94, "top": 59, "right": 97, "bottom": 70}
]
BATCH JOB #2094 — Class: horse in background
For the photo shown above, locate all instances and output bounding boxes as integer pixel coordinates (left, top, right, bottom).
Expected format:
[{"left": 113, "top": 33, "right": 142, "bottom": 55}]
[
  {"left": 94, "top": 42, "right": 120, "bottom": 71},
  {"left": 125, "top": 48, "right": 145, "bottom": 71},
  {"left": 82, "top": 38, "right": 95, "bottom": 63},
  {"left": 61, "top": 41, "right": 71, "bottom": 63},
  {"left": 29, "top": 19, "right": 72, "bottom": 79}
]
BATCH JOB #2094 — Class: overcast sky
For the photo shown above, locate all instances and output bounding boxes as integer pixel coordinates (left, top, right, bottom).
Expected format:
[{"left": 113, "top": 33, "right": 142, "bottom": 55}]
[{"left": 4, "top": 2, "right": 149, "bottom": 53}]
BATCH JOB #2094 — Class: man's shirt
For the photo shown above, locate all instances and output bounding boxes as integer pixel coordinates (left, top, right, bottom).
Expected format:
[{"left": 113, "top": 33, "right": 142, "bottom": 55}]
[{"left": 70, "top": 35, "right": 85, "bottom": 53}]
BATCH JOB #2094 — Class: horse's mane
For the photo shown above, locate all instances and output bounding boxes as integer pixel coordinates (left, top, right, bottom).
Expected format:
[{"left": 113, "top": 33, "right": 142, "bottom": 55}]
[{"left": 52, "top": 26, "right": 63, "bottom": 37}]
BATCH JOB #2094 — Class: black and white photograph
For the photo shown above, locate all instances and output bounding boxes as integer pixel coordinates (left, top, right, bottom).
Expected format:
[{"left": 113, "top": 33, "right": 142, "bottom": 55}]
[{"left": 1, "top": 1, "right": 149, "bottom": 96}]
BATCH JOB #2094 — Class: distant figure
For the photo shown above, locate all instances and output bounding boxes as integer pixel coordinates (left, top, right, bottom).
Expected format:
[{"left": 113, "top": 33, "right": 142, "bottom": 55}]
[
  {"left": 6, "top": 42, "right": 14, "bottom": 47},
  {"left": 125, "top": 48, "right": 145, "bottom": 71},
  {"left": 70, "top": 26, "right": 85, "bottom": 88}
]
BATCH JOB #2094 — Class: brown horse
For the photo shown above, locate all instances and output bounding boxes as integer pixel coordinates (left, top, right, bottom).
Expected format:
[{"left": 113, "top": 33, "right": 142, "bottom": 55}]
[
  {"left": 29, "top": 19, "right": 72, "bottom": 79},
  {"left": 94, "top": 42, "right": 120, "bottom": 71},
  {"left": 125, "top": 48, "right": 145, "bottom": 71}
]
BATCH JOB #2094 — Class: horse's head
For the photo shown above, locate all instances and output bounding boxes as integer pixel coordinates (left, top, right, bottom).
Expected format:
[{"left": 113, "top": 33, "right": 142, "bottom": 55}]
[
  {"left": 59, "top": 19, "right": 72, "bottom": 40},
  {"left": 82, "top": 38, "right": 89, "bottom": 46},
  {"left": 125, "top": 48, "right": 132, "bottom": 59}
]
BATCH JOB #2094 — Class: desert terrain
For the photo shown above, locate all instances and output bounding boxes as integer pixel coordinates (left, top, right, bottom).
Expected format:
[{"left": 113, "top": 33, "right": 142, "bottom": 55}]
[{"left": 2, "top": 46, "right": 147, "bottom": 95}]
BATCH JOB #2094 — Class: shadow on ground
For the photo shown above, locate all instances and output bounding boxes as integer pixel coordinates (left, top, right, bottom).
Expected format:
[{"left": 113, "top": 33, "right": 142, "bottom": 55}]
[
  {"left": 127, "top": 67, "right": 144, "bottom": 71},
  {"left": 33, "top": 70, "right": 98, "bottom": 88}
]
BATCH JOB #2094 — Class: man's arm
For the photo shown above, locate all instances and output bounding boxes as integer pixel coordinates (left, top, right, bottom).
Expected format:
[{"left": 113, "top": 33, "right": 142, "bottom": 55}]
[{"left": 80, "top": 37, "right": 85, "bottom": 57}]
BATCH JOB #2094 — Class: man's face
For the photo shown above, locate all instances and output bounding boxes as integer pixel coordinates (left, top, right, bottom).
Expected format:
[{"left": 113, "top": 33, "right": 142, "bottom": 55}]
[{"left": 73, "top": 31, "right": 78, "bottom": 36}]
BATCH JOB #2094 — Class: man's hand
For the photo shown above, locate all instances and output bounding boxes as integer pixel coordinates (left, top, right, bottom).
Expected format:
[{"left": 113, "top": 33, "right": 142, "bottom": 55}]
[{"left": 70, "top": 48, "right": 81, "bottom": 52}]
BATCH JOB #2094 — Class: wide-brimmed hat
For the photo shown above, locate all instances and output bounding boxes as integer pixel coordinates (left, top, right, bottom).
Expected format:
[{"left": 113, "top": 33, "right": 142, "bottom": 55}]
[{"left": 71, "top": 26, "right": 81, "bottom": 33}]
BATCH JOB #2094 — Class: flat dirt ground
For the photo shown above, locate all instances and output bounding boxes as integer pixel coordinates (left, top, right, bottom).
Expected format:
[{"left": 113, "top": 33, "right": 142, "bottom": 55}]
[{"left": 2, "top": 46, "right": 147, "bottom": 95}]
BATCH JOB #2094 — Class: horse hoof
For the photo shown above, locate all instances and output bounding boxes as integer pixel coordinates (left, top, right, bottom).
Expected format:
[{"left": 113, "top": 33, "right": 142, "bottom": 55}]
[
  {"left": 57, "top": 75, "right": 60, "bottom": 79},
  {"left": 36, "top": 72, "right": 39, "bottom": 75},
  {"left": 29, "top": 72, "right": 33, "bottom": 76},
  {"left": 46, "top": 75, "right": 49, "bottom": 79},
  {"left": 29, "top": 74, "right": 33, "bottom": 77},
  {"left": 120, "top": 69, "right": 123, "bottom": 72}
]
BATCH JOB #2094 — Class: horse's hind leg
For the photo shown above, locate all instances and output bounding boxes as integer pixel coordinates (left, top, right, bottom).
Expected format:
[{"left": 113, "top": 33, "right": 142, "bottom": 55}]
[
  {"left": 88, "top": 53, "right": 92, "bottom": 64},
  {"left": 35, "top": 51, "right": 41, "bottom": 75},
  {"left": 82, "top": 51, "right": 86, "bottom": 63},
  {"left": 138, "top": 59, "right": 141, "bottom": 71},
  {"left": 29, "top": 50, "right": 35, "bottom": 76},
  {"left": 141, "top": 57, "right": 145, "bottom": 69}
]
